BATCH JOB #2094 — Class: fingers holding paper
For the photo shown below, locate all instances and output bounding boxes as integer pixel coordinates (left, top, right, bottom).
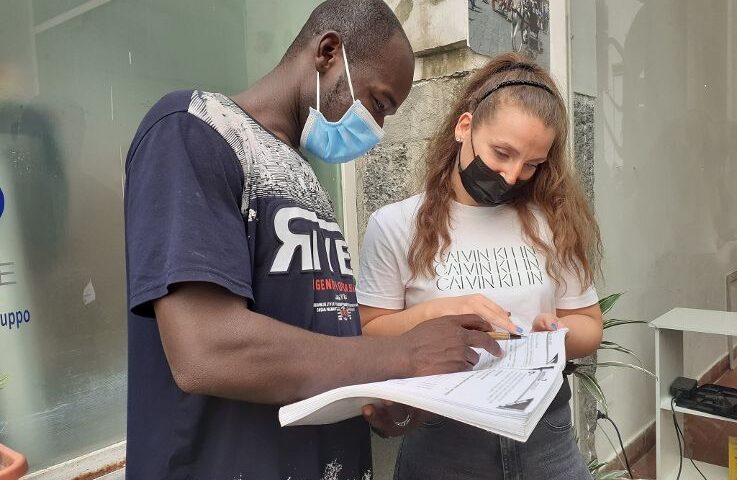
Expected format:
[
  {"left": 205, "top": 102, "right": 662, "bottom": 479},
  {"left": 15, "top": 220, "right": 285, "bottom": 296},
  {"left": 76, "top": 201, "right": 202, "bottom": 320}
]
[
  {"left": 400, "top": 314, "right": 503, "bottom": 377},
  {"left": 531, "top": 313, "right": 559, "bottom": 332},
  {"left": 361, "top": 400, "right": 432, "bottom": 438}
]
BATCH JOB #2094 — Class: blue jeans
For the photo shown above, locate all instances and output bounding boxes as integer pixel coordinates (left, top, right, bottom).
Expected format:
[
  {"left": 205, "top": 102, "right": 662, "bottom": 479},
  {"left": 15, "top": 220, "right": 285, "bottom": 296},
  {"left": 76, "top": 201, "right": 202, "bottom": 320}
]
[{"left": 393, "top": 402, "right": 592, "bottom": 480}]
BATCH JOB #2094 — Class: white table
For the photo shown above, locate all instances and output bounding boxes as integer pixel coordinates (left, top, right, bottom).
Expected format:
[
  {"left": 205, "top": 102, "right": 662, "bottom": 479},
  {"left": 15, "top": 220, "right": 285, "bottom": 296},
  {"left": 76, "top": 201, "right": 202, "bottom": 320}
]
[{"left": 650, "top": 308, "right": 737, "bottom": 479}]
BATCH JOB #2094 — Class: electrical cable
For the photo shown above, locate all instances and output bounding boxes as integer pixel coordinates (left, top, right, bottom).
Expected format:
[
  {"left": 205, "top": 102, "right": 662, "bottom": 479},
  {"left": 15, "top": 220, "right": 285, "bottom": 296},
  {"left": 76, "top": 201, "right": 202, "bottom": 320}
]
[
  {"left": 671, "top": 395, "right": 708, "bottom": 480},
  {"left": 670, "top": 396, "right": 684, "bottom": 480},
  {"left": 598, "top": 419, "right": 629, "bottom": 476},
  {"left": 597, "top": 411, "right": 633, "bottom": 479}
]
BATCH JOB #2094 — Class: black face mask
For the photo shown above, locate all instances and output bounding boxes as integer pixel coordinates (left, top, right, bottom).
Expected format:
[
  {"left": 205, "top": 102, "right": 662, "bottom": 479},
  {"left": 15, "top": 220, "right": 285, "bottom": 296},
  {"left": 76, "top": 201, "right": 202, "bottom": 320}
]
[
  {"left": 457, "top": 135, "right": 530, "bottom": 207},
  {"left": 455, "top": 76, "right": 553, "bottom": 206}
]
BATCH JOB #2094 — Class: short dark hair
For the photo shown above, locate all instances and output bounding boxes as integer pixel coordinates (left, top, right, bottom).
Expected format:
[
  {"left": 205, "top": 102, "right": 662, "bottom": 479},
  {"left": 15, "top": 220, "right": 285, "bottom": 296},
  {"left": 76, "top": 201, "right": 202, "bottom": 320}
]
[{"left": 284, "top": 0, "right": 410, "bottom": 64}]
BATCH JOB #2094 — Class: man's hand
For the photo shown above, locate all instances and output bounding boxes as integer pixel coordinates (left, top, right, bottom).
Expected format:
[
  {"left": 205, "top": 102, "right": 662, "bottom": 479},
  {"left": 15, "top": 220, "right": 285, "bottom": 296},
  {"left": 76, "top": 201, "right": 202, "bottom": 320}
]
[
  {"left": 397, "top": 314, "right": 501, "bottom": 377},
  {"left": 362, "top": 316, "right": 500, "bottom": 437}
]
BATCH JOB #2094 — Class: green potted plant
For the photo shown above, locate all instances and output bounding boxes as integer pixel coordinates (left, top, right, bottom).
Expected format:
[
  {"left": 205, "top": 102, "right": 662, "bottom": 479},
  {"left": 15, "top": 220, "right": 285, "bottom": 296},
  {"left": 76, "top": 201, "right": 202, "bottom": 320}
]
[
  {"left": 0, "top": 375, "right": 28, "bottom": 480},
  {"left": 569, "top": 293, "right": 656, "bottom": 480},
  {"left": 571, "top": 293, "right": 655, "bottom": 410}
]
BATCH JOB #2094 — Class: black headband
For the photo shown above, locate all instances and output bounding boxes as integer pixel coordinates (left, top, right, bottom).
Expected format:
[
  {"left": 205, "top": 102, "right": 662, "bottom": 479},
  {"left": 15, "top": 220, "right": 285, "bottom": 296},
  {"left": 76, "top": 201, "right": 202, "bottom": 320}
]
[{"left": 478, "top": 79, "right": 555, "bottom": 104}]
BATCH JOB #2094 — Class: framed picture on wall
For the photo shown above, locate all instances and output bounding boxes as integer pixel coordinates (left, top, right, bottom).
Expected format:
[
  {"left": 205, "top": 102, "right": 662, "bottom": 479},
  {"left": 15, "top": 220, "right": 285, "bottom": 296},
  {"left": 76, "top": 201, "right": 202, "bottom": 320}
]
[{"left": 468, "top": 0, "right": 550, "bottom": 69}]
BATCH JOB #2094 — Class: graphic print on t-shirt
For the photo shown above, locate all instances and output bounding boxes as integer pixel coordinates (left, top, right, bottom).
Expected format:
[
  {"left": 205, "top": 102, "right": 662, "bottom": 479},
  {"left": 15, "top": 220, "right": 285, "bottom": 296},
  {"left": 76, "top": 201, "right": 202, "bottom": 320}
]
[
  {"left": 434, "top": 246, "right": 544, "bottom": 292},
  {"left": 265, "top": 204, "right": 358, "bottom": 323}
]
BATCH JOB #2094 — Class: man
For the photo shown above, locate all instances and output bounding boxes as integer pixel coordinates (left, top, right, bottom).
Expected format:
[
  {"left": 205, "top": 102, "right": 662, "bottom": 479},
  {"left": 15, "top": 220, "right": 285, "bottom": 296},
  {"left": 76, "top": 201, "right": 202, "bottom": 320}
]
[{"left": 124, "top": 0, "right": 509, "bottom": 478}]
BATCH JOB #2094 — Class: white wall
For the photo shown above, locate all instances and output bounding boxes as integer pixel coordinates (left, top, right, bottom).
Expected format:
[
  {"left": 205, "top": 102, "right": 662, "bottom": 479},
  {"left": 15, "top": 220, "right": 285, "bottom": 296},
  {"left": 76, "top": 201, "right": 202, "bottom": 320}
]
[
  {"left": 570, "top": 0, "right": 595, "bottom": 98},
  {"left": 575, "top": 0, "right": 737, "bottom": 461}
]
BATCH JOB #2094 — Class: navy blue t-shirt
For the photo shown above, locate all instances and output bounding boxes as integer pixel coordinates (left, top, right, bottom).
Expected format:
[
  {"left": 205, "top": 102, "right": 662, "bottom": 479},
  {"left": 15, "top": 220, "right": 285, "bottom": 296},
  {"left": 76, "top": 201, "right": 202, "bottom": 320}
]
[{"left": 124, "top": 90, "right": 371, "bottom": 480}]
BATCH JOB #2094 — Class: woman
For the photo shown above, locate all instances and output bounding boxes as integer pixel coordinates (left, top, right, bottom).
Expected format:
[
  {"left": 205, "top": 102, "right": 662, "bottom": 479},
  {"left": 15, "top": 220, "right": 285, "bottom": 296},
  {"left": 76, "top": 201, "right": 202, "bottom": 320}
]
[{"left": 357, "top": 52, "right": 602, "bottom": 480}]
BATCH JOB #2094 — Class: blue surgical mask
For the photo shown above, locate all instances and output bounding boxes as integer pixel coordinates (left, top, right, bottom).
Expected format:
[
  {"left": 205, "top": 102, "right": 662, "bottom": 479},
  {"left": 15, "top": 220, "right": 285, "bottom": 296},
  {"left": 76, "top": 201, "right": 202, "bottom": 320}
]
[{"left": 300, "top": 46, "right": 384, "bottom": 164}]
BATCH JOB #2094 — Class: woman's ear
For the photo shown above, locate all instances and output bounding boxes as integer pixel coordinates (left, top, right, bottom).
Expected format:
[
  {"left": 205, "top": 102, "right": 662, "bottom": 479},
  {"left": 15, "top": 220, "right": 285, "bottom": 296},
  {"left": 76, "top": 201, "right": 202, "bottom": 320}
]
[{"left": 454, "top": 112, "right": 474, "bottom": 142}]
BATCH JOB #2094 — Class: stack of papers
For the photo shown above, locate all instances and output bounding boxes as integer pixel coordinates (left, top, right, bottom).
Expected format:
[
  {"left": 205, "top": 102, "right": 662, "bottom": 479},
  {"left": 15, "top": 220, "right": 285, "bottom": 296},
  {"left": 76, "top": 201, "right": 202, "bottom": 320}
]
[{"left": 279, "top": 330, "right": 567, "bottom": 442}]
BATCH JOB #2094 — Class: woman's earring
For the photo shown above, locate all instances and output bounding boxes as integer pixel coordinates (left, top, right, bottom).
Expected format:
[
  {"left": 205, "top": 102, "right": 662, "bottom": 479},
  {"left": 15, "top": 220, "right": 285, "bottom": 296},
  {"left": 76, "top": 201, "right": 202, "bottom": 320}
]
[{"left": 456, "top": 137, "right": 461, "bottom": 142}]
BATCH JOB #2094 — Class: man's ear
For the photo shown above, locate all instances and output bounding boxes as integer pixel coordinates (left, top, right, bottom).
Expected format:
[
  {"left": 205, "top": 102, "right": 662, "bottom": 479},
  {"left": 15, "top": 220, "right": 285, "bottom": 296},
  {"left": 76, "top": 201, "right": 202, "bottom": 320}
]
[{"left": 314, "top": 31, "right": 342, "bottom": 74}]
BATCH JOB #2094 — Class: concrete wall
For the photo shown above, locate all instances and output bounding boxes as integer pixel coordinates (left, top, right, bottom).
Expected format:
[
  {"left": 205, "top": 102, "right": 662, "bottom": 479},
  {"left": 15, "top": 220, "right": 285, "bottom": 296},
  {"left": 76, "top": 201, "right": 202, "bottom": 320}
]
[
  {"left": 384, "top": 0, "right": 468, "bottom": 56},
  {"left": 570, "top": 0, "right": 737, "bottom": 463},
  {"left": 357, "top": 71, "right": 471, "bottom": 242}
]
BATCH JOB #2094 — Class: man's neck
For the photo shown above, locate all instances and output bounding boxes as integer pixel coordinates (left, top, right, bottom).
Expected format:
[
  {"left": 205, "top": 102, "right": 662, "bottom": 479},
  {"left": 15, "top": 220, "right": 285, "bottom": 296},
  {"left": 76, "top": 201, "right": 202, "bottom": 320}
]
[{"left": 231, "top": 63, "right": 305, "bottom": 148}]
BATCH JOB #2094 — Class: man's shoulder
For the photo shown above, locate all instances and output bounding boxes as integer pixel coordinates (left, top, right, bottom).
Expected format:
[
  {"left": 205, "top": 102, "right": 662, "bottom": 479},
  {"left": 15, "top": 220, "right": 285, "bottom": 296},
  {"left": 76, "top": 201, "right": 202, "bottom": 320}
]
[
  {"left": 141, "top": 90, "right": 198, "bottom": 128},
  {"left": 128, "top": 90, "right": 201, "bottom": 153},
  {"left": 132, "top": 90, "right": 242, "bottom": 145},
  {"left": 126, "top": 90, "right": 242, "bottom": 175}
]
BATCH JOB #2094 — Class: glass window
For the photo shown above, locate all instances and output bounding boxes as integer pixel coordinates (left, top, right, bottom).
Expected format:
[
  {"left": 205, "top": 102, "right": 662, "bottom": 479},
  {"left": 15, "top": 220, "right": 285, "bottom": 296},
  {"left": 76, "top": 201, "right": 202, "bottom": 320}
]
[{"left": 0, "top": 0, "right": 331, "bottom": 471}]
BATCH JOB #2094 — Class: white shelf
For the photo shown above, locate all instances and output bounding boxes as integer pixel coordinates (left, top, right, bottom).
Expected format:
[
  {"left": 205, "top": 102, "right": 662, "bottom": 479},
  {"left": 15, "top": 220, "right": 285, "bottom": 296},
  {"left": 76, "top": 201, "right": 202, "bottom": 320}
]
[
  {"left": 660, "top": 395, "right": 737, "bottom": 424},
  {"left": 653, "top": 308, "right": 737, "bottom": 479},
  {"left": 662, "top": 459, "right": 727, "bottom": 480},
  {"left": 650, "top": 308, "right": 737, "bottom": 336}
]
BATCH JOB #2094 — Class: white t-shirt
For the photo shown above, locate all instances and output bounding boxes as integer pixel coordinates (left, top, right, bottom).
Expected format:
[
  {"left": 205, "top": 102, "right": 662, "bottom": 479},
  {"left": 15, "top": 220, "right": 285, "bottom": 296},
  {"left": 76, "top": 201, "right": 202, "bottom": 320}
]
[{"left": 356, "top": 194, "right": 598, "bottom": 332}]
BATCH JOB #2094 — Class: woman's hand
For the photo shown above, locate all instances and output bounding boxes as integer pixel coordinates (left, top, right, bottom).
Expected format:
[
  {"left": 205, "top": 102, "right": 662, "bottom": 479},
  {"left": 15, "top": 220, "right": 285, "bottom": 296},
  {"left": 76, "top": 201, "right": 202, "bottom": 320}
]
[
  {"left": 428, "top": 294, "right": 523, "bottom": 335},
  {"left": 360, "top": 294, "right": 523, "bottom": 337},
  {"left": 531, "top": 313, "right": 560, "bottom": 332},
  {"left": 532, "top": 306, "right": 604, "bottom": 360},
  {"left": 362, "top": 401, "right": 433, "bottom": 438}
]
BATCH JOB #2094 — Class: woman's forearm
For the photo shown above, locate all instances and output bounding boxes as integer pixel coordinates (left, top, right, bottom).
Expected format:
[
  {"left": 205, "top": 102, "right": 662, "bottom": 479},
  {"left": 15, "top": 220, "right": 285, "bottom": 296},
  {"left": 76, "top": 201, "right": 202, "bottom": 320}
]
[
  {"left": 363, "top": 294, "right": 520, "bottom": 336},
  {"left": 558, "top": 314, "right": 603, "bottom": 360},
  {"left": 362, "top": 300, "right": 442, "bottom": 336}
]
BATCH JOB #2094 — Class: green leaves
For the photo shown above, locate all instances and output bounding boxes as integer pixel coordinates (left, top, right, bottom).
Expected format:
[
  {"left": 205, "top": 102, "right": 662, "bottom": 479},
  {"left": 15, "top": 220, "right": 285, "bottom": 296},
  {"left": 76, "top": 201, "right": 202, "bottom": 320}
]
[
  {"left": 587, "top": 459, "right": 629, "bottom": 479},
  {"left": 603, "top": 318, "right": 648, "bottom": 330},
  {"left": 596, "top": 294, "right": 651, "bottom": 370},
  {"left": 571, "top": 293, "right": 656, "bottom": 413},
  {"left": 576, "top": 293, "right": 647, "bottom": 479},
  {"left": 594, "top": 470, "right": 630, "bottom": 480},
  {"left": 598, "top": 292, "right": 648, "bottom": 329},
  {"left": 598, "top": 340, "right": 642, "bottom": 364},
  {"left": 577, "top": 361, "right": 656, "bottom": 378},
  {"left": 598, "top": 292, "right": 625, "bottom": 316},
  {"left": 572, "top": 361, "right": 655, "bottom": 416},
  {"left": 575, "top": 370, "right": 608, "bottom": 412}
]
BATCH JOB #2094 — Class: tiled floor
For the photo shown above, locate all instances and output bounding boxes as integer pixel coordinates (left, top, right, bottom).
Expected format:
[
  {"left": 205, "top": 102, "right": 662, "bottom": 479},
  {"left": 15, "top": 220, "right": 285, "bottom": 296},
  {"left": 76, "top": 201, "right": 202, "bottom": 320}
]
[{"left": 624, "top": 366, "right": 737, "bottom": 479}]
